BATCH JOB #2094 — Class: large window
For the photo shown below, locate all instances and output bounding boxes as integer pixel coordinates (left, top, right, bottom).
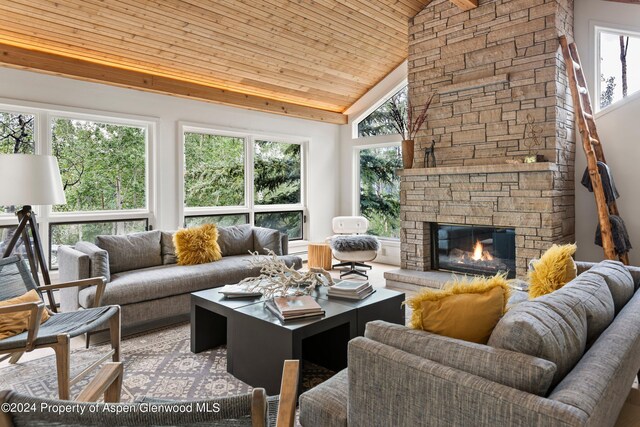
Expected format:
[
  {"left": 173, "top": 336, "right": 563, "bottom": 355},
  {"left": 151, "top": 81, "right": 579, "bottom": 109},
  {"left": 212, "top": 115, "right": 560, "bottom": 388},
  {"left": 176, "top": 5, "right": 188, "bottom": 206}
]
[
  {"left": 359, "top": 145, "right": 401, "bottom": 240},
  {"left": 598, "top": 28, "right": 640, "bottom": 110},
  {"left": 0, "top": 104, "right": 154, "bottom": 270},
  {"left": 182, "top": 127, "right": 305, "bottom": 240},
  {"left": 357, "top": 86, "right": 407, "bottom": 138}
]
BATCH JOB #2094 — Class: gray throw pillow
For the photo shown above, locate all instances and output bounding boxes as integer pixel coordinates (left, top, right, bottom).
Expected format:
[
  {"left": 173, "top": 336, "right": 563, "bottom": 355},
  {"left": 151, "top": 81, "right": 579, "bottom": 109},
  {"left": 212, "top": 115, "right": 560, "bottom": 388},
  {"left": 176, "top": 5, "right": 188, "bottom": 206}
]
[
  {"left": 160, "top": 231, "right": 177, "bottom": 265},
  {"left": 96, "top": 230, "right": 162, "bottom": 273},
  {"left": 488, "top": 291, "right": 587, "bottom": 388},
  {"left": 75, "top": 241, "right": 111, "bottom": 283},
  {"left": 253, "top": 227, "right": 283, "bottom": 255},
  {"left": 365, "top": 321, "right": 557, "bottom": 397},
  {"left": 217, "top": 224, "right": 254, "bottom": 256},
  {"left": 587, "top": 260, "right": 634, "bottom": 313}
]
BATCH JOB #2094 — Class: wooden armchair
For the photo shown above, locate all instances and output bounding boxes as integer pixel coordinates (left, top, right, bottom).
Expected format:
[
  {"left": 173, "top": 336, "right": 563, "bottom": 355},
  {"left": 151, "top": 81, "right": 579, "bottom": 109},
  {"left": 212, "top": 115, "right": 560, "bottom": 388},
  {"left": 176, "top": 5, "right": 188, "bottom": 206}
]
[
  {"left": 0, "top": 360, "right": 299, "bottom": 427},
  {"left": 0, "top": 255, "right": 120, "bottom": 400}
]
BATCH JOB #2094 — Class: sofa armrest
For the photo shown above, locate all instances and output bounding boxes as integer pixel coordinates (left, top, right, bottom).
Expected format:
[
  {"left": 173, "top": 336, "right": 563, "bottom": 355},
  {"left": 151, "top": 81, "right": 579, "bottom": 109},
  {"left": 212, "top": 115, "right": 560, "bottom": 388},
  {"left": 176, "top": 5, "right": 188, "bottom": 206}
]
[
  {"left": 280, "top": 233, "right": 289, "bottom": 255},
  {"left": 57, "top": 245, "right": 91, "bottom": 313},
  {"left": 347, "top": 337, "right": 588, "bottom": 426}
]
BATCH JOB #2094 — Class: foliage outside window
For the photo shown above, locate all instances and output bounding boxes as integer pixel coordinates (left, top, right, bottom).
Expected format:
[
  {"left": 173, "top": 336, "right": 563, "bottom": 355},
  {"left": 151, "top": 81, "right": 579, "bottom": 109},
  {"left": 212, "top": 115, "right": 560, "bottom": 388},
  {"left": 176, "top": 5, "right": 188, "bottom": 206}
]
[
  {"left": 52, "top": 118, "right": 147, "bottom": 212},
  {"left": 49, "top": 219, "right": 147, "bottom": 268},
  {"left": 357, "top": 87, "right": 407, "bottom": 138},
  {"left": 359, "top": 146, "right": 401, "bottom": 239},
  {"left": 599, "top": 29, "right": 640, "bottom": 109},
  {"left": 183, "top": 131, "right": 304, "bottom": 240},
  {"left": 1, "top": 111, "right": 35, "bottom": 214}
]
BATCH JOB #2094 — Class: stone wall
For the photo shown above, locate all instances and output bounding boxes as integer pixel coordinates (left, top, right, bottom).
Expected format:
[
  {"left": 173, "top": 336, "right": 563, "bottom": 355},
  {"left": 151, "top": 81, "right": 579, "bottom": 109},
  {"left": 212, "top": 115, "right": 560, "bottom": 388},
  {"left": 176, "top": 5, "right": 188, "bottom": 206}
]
[{"left": 408, "top": 0, "right": 575, "bottom": 167}]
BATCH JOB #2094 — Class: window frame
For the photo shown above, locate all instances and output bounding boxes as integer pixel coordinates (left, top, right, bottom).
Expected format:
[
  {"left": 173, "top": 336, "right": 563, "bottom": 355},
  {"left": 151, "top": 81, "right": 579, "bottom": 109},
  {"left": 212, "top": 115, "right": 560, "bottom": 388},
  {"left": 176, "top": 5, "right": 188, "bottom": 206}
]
[
  {"left": 594, "top": 24, "right": 640, "bottom": 112},
  {"left": 353, "top": 141, "right": 402, "bottom": 242},
  {"left": 0, "top": 99, "right": 157, "bottom": 269},
  {"left": 179, "top": 122, "right": 308, "bottom": 241}
]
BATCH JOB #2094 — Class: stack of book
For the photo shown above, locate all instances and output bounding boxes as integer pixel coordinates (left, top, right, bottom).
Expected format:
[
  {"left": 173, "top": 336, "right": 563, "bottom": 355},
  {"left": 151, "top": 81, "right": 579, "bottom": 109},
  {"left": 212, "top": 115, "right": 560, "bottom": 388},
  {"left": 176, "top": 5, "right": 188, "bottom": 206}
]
[
  {"left": 327, "top": 280, "right": 375, "bottom": 300},
  {"left": 219, "top": 284, "right": 262, "bottom": 298},
  {"left": 266, "top": 295, "right": 325, "bottom": 322}
]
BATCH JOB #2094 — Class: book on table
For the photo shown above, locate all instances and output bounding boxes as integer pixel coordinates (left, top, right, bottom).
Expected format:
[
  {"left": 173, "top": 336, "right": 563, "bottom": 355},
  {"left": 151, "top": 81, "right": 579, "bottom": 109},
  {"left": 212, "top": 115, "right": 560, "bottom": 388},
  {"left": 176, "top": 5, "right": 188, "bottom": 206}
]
[
  {"left": 219, "top": 284, "right": 263, "bottom": 298},
  {"left": 267, "top": 295, "right": 324, "bottom": 321},
  {"left": 328, "top": 280, "right": 375, "bottom": 300}
]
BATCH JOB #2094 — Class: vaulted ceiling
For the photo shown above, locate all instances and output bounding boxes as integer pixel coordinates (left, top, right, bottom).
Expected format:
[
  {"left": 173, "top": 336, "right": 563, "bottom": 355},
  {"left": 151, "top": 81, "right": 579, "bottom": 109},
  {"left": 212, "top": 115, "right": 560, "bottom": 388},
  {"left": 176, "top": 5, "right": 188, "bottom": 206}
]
[{"left": 0, "top": 0, "right": 436, "bottom": 123}]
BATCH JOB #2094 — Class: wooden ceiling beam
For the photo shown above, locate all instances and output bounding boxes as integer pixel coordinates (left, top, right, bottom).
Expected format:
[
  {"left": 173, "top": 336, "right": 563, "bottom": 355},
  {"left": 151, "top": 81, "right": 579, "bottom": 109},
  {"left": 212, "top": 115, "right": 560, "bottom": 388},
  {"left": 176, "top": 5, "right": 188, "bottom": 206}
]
[
  {"left": 0, "top": 42, "right": 347, "bottom": 124},
  {"left": 449, "top": 0, "right": 478, "bottom": 11}
]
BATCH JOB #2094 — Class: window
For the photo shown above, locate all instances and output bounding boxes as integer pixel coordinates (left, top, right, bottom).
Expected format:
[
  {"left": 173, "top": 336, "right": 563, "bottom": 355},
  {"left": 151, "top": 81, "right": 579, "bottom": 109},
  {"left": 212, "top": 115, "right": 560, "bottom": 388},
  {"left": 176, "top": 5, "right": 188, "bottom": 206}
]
[
  {"left": 357, "top": 86, "right": 407, "bottom": 138},
  {"left": 359, "top": 145, "right": 402, "bottom": 239},
  {"left": 182, "top": 126, "right": 306, "bottom": 240},
  {"left": 184, "top": 133, "right": 245, "bottom": 208},
  {"left": 49, "top": 219, "right": 148, "bottom": 268},
  {"left": 598, "top": 28, "right": 640, "bottom": 110},
  {"left": 51, "top": 118, "right": 147, "bottom": 212}
]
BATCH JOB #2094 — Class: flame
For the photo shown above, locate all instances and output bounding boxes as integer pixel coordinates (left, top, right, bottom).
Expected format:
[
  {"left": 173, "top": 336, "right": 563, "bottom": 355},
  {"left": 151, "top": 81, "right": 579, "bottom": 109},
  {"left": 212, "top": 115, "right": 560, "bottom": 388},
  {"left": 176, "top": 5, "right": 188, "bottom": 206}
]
[{"left": 472, "top": 241, "right": 483, "bottom": 261}]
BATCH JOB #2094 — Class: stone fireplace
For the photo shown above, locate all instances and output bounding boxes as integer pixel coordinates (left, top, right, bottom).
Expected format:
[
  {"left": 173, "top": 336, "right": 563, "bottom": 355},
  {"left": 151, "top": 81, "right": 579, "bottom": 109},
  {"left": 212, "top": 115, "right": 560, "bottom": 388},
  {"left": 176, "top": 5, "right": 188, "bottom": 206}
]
[{"left": 394, "top": 0, "right": 576, "bottom": 284}]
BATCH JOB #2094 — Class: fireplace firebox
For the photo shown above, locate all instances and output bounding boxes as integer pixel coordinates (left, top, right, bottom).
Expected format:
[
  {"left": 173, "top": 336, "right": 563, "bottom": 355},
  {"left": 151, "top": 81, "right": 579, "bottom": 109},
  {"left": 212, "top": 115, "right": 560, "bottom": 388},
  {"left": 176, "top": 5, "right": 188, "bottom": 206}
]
[{"left": 432, "top": 224, "right": 516, "bottom": 279}]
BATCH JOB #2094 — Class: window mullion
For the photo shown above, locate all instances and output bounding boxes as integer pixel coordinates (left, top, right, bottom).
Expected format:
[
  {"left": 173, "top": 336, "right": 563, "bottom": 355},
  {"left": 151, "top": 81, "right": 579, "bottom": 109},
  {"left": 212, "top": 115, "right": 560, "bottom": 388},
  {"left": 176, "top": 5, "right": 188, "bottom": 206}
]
[{"left": 247, "top": 135, "right": 255, "bottom": 226}]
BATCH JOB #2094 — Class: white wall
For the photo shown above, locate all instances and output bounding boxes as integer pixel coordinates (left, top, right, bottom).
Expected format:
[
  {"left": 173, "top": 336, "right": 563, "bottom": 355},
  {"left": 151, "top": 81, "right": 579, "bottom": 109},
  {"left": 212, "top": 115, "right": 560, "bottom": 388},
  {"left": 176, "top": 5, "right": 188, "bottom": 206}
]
[
  {"left": 574, "top": 0, "right": 640, "bottom": 264},
  {"left": 0, "top": 67, "right": 340, "bottom": 245},
  {"left": 339, "top": 62, "right": 408, "bottom": 265}
]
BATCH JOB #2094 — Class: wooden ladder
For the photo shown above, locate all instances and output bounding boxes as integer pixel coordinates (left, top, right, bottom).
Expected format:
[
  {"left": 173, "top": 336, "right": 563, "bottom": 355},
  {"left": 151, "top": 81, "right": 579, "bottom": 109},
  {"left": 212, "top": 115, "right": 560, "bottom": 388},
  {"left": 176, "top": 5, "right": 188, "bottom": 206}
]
[{"left": 559, "top": 35, "right": 629, "bottom": 265}]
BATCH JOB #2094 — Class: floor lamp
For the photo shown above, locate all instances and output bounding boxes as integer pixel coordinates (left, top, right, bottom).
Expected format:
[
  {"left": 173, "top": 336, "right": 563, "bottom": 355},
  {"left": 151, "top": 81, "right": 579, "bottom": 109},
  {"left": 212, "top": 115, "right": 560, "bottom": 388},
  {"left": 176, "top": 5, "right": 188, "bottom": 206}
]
[{"left": 0, "top": 154, "right": 67, "bottom": 312}]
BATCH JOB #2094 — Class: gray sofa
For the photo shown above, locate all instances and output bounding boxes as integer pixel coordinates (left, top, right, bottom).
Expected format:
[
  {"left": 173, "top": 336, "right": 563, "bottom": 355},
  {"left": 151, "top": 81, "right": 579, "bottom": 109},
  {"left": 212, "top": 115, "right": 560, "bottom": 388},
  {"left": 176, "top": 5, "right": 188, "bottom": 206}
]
[
  {"left": 300, "top": 260, "right": 640, "bottom": 426},
  {"left": 58, "top": 225, "right": 302, "bottom": 331}
]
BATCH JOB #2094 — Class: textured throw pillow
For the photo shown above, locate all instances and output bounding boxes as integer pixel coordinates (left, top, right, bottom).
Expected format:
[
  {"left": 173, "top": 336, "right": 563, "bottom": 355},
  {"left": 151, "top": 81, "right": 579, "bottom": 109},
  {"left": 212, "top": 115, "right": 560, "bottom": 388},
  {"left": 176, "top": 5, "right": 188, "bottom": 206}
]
[
  {"left": 173, "top": 224, "right": 222, "bottom": 266},
  {"left": 0, "top": 290, "right": 50, "bottom": 340},
  {"left": 407, "top": 274, "right": 511, "bottom": 344},
  {"left": 528, "top": 243, "right": 577, "bottom": 298},
  {"left": 217, "top": 224, "right": 254, "bottom": 256},
  {"left": 160, "top": 231, "right": 177, "bottom": 265},
  {"left": 75, "top": 241, "right": 111, "bottom": 283},
  {"left": 253, "top": 227, "right": 283, "bottom": 255},
  {"left": 488, "top": 291, "right": 587, "bottom": 387},
  {"left": 96, "top": 230, "right": 162, "bottom": 273}
]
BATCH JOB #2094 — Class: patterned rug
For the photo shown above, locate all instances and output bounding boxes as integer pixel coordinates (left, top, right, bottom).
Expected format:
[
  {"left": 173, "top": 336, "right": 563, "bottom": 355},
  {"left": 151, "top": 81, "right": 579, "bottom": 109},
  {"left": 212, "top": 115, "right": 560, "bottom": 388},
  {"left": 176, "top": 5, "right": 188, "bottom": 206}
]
[{"left": 0, "top": 323, "right": 333, "bottom": 402}]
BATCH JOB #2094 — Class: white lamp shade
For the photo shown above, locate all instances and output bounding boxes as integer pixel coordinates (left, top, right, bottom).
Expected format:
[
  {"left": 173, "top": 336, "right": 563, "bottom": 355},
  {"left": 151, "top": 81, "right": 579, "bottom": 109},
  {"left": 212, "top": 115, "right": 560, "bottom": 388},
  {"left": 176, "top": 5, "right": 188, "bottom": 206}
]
[{"left": 0, "top": 154, "right": 67, "bottom": 206}]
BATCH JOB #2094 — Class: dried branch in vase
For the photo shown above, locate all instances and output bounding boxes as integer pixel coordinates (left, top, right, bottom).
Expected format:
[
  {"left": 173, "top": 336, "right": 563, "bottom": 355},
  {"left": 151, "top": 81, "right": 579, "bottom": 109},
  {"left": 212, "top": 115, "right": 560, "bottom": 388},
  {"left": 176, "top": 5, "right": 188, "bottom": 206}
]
[
  {"left": 389, "top": 92, "right": 436, "bottom": 140},
  {"left": 238, "top": 251, "right": 334, "bottom": 299}
]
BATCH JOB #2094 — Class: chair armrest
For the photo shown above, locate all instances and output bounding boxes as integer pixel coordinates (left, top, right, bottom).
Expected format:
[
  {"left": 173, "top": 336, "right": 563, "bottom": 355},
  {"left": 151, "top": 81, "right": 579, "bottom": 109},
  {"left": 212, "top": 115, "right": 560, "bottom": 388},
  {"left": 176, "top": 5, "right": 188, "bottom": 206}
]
[
  {"left": 347, "top": 337, "right": 588, "bottom": 426},
  {"left": 251, "top": 388, "right": 267, "bottom": 427},
  {"left": 40, "top": 277, "right": 107, "bottom": 308},
  {"left": 76, "top": 362, "right": 123, "bottom": 403},
  {"left": 0, "top": 301, "right": 45, "bottom": 351},
  {"left": 276, "top": 360, "right": 299, "bottom": 427}
]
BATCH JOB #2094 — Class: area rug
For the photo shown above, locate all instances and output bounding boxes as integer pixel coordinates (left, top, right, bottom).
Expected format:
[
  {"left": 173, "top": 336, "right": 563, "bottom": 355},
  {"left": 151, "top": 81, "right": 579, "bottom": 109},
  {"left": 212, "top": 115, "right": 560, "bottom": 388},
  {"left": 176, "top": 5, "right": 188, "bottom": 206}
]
[{"left": 0, "top": 323, "right": 333, "bottom": 402}]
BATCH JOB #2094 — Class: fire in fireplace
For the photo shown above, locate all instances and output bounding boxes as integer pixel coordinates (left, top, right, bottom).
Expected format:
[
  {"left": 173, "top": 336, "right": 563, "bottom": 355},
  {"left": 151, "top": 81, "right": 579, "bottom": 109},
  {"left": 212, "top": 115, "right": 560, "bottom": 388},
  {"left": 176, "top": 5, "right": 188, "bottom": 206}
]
[{"left": 432, "top": 224, "right": 516, "bottom": 278}]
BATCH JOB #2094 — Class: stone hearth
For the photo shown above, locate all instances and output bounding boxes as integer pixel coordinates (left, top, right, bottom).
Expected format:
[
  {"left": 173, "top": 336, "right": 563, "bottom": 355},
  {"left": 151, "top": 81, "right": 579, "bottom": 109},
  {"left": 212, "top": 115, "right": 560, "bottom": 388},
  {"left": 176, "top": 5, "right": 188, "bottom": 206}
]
[{"left": 392, "top": 0, "right": 576, "bottom": 284}]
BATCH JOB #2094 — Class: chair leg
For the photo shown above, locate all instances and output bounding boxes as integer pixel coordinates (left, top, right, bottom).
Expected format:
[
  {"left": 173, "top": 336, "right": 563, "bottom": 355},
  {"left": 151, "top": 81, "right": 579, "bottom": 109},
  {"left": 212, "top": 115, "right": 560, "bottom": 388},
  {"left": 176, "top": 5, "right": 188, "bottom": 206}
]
[
  {"left": 8, "top": 352, "right": 24, "bottom": 364},
  {"left": 109, "top": 308, "right": 121, "bottom": 363},
  {"left": 53, "top": 335, "right": 71, "bottom": 400}
]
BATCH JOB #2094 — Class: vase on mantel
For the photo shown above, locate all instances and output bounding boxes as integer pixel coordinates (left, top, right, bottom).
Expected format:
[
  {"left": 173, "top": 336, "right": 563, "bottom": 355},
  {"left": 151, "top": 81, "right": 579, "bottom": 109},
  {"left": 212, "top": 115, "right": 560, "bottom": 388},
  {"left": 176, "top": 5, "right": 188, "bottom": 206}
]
[{"left": 401, "top": 139, "right": 414, "bottom": 169}]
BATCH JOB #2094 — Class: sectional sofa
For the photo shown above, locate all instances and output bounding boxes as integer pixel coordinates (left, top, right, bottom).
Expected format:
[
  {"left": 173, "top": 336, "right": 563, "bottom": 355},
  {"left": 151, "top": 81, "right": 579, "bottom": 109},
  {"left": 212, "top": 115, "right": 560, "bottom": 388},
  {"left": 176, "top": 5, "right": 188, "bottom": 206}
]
[{"left": 57, "top": 225, "right": 302, "bottom": 331}]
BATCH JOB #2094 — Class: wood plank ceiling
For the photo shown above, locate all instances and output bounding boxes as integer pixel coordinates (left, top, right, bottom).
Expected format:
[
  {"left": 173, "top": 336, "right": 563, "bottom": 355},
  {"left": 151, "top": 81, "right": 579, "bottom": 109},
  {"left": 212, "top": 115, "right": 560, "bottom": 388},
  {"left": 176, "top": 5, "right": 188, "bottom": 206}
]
[{"left": 0, "top": 0, "right": 434, "bottom": 123}]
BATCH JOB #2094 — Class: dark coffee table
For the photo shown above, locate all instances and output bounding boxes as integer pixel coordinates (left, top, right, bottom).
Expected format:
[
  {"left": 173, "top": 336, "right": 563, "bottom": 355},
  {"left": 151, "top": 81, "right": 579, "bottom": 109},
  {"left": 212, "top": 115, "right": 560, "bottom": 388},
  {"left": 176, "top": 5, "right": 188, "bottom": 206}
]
[{"left": 191, "top": 286, "right": 404, "bottom": 394}]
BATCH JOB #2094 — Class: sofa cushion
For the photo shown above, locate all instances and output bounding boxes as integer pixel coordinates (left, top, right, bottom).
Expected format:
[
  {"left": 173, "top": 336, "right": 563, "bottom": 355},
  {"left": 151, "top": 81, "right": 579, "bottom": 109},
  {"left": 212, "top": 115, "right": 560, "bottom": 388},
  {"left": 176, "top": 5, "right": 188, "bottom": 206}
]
[
  {"left": 78, "top": 254, "right": 302, "bottom": 307},
  {"left": 253, "top": 227, "right": 283, "bottom": 255},
  {"left": 160, "top": 231, "right": 177, "bottom": 265},
  {"left": 96, "top": 231, "right": 162, "bottom": 273},
  {"left": 559, "top": 271, "right": 615, "bottom": 346},
  {"left": 365, "top": 321, "right": 557, "bottom": 396},
  {"left": 587, "top": 260, "right": 634, "bottom": 313},
  {"left": 299, "top": 369, "right": 348, "bottom": 427},
  {"left": 217, "top": 224, "right": 254, "bottom": 256},
  {"left": 75, "top": 241, "right": 110, "bottom": 283},
  {"left": 488, "top": 290, "right": 587, "bottom": 387}
]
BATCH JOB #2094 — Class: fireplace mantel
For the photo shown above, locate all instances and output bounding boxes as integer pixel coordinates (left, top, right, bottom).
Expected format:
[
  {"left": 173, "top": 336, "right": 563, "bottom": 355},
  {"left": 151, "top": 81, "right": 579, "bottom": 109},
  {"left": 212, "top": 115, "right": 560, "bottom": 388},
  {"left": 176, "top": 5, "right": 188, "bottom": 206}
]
[{"left": 398, "top": 162, "right": 559, "bottom": 177}]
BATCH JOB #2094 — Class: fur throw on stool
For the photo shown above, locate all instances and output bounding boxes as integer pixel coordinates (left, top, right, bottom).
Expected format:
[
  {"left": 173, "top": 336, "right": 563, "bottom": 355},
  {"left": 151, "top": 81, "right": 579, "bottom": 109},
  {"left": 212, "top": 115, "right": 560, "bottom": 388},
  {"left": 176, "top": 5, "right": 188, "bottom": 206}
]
[{"left": 330, "top": 235, "right": 380, "bottom": 252}]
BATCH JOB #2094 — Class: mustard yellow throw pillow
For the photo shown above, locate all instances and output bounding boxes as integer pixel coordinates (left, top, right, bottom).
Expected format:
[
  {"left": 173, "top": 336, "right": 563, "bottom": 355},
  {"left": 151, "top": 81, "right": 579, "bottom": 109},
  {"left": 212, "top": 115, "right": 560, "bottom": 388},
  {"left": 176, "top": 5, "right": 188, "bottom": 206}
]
[
  {"left": 528, "top": 243, "right": 577, "bottom": 299},
  {"left": 0, "top": 290, "right": 50, "bottom": 340},
  {"left": 407, "top": 274, "right": 511, "bottom": 344},
  {"left": 173, "top": 223, "right": 222, "bottom": 266}
]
